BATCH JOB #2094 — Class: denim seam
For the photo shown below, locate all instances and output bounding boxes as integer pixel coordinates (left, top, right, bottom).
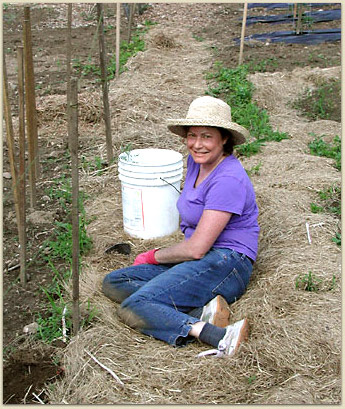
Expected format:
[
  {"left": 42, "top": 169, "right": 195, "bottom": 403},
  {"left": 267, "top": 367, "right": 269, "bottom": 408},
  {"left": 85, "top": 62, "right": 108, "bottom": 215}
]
[{"left": 211, "top": 267, "right": 246, "bottom": 295}]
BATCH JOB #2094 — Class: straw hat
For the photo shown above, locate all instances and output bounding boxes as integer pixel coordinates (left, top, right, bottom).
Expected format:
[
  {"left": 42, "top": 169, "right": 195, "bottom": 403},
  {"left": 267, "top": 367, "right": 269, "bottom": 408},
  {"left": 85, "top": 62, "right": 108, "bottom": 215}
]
[{"left": 167, "top": 96, "right": 249, "bottom": 145}]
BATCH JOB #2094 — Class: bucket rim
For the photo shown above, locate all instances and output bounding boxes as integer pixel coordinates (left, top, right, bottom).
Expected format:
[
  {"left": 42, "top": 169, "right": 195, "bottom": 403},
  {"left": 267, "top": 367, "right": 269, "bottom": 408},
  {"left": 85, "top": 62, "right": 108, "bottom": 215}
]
[{"left": 119, "top": 148, "right": 183, "bottom": 167}]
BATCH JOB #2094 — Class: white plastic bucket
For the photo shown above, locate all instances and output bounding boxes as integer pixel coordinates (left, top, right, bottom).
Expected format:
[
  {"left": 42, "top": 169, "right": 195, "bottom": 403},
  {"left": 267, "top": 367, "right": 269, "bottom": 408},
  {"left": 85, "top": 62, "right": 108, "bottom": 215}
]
[{"left": 118, "top": 148, "right": 183, "bottom": 239}]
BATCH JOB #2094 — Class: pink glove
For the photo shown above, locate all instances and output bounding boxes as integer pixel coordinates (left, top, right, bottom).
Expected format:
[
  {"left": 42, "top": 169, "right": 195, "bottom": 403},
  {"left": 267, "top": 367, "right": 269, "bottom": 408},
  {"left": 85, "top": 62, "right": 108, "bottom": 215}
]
[{"left": 133, "top": 249, "right": 159, "bottom": 266}]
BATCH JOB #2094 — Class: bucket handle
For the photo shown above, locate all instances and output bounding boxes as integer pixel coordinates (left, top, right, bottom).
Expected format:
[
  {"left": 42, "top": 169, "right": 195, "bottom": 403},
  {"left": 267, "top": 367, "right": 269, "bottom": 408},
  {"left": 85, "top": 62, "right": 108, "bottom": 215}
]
[{"left": 159, "top": 177, "right": 181, "bottom": 194}]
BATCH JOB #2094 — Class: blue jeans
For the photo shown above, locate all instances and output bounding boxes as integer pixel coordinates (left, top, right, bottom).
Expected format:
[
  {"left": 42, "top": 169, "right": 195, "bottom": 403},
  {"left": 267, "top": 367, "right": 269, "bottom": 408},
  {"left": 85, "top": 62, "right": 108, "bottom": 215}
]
[{"left": 102, "top": 248, "right": 253, "bottom": 346}]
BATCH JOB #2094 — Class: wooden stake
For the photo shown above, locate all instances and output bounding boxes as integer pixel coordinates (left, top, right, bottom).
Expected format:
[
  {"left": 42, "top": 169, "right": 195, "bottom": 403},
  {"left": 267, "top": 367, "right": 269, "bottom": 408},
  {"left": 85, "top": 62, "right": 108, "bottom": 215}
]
[
  {"left": 69, "top": 77, "right": 80, "bottom": 336},
  {"left": 97, "top": 3, "right": 113, "bottom": 164},
  {"left": 3, "top": 56, "right": 21, "bottom": 249},
  {"left": 293, "top": 3, "right": 297, "bottom": 29},
  {"left": 127, "top": 3, "right": 135, "bottom": 44},
  {"left": 66, "top": 3, "right": 72, "bottom": 150},
  {"left": 23, "top": 6, "right": 39, "bottom": 206},
  {"left": 17, "top": 46, "right": 27, "bottom": 284},
  {"left": 239, "top": 2, "right": 248, "bottom": 66},
  {"left": 296, "top": 3, "right": 303, "bottom": 35},
  {"left": 116, "top": 2, "right": 121, "bottom": 79}
]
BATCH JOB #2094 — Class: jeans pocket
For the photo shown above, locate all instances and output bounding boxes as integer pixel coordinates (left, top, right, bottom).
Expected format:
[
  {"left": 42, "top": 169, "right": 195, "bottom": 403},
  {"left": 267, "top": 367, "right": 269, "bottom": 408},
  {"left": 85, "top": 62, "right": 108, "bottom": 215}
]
[{"left": 211, "top": 267, "right": 248, "bottom": 304}]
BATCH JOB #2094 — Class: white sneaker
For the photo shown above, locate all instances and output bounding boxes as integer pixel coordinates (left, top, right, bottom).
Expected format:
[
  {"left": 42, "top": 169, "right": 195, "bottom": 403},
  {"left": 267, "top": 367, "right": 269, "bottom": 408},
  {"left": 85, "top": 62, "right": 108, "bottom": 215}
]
[
  {"left": 200, "top": 295, "right": 230, "bottom": 328},
  {"left": 198, "top": 318, "right": 249, "bottom": 358}
]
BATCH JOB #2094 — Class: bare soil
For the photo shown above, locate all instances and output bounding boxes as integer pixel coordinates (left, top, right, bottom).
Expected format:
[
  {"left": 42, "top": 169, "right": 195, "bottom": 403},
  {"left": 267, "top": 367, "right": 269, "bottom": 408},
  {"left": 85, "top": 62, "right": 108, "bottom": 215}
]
[{"left": 2, "top": 2, "right": 341, "bottom": 404}]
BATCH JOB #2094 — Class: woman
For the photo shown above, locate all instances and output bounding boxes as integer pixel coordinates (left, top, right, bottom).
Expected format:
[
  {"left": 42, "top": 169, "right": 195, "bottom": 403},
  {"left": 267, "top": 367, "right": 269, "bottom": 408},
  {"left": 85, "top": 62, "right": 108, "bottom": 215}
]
[{"left": 103, "top": 96, "right": 260, "bottom": 358}]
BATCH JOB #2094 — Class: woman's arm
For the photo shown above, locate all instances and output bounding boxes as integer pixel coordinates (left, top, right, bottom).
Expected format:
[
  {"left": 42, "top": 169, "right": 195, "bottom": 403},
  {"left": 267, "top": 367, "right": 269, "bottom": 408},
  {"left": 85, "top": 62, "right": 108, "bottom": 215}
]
[{"left": 154, "top": 209, "right": 232, "bottom": 264}]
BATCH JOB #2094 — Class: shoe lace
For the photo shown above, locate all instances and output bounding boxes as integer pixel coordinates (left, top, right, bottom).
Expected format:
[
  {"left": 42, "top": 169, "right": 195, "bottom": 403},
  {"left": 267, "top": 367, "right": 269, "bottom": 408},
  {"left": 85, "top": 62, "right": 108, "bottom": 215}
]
[{"left": 197, "top": 342, "right": 226, "bottom": 358}]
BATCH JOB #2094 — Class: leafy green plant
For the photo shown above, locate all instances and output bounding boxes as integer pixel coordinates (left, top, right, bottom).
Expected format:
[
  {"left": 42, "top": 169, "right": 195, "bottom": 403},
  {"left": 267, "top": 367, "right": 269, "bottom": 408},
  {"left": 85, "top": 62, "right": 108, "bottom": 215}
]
[
  {"left": 308, "top": 134, "right": 341, "bottom": 171},
  {"left": 44, "top": 218, "right": 92, "bottom": 263},
  {"left": 72, "top": 20, "right": 155, "bottom": 80},
  {"left": 37, "top": 173, "right": 95, "bottom": 343},
  {"left": 36, "top": 295, "right": 97, "bottom": 343},
  {"left": 44, "top": 176, "right": 72, "bottom": 212},
  {"left": 247, "top": 57, "right": 278, "bottom": 73},
  {"left": 292, "top": 79, "right": 341, "bottom": 121},
  {"left": 80, "top": 155, "right": 108, "bottom": 175},
  {"left": 206, "top": 63, "right": 289, "bottom": 157},
  {"left": 311, "top": 184, "right": 341, "bottom": 217}
]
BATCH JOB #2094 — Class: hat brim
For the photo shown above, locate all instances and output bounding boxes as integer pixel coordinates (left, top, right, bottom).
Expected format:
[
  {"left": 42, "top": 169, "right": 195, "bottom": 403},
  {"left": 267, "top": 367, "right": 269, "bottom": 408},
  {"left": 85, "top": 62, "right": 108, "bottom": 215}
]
[{"left": 167, "top": 118, "right": 249, "bottom": 146}]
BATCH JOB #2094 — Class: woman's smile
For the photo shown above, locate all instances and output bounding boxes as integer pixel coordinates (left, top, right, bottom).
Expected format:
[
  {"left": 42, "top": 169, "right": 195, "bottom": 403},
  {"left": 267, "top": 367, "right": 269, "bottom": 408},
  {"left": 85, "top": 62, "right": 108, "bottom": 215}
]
[{"left": 186, "top": 126, "right": 227, "bottom": 170}]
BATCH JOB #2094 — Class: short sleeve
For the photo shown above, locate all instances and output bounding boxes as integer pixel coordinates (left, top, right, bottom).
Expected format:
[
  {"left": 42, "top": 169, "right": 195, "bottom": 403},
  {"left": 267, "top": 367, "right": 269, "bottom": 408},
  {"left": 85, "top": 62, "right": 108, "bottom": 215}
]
[{"left": 204, "top": 176, "right": 246, "bottom": 216}]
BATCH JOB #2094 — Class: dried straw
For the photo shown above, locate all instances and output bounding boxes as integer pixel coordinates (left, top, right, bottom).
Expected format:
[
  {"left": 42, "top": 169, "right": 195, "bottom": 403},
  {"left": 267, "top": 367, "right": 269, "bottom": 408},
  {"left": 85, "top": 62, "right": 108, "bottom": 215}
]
[{"left": 43, "top": 15, "right": 340, "bottom": 406}]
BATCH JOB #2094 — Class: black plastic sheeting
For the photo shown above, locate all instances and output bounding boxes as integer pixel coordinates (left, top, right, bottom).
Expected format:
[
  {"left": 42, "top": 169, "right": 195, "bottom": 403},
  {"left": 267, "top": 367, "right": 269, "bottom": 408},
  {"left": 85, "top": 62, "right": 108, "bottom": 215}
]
[
  {"left": 248, "top": 3, "right": 340, "bottom": 10},
  {"left": 246, "top": 9, "right": 341, "bottom": 25},
  {"left": 234, "top": 28, "right": 341, "bottom": 45}
]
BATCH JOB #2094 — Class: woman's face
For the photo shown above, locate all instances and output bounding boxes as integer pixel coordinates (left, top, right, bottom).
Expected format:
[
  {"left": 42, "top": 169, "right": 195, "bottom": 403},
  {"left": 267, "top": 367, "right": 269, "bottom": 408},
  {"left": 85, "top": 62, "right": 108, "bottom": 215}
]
[{"left": 186, "top": 126, "right": 227, "bottom": 167}]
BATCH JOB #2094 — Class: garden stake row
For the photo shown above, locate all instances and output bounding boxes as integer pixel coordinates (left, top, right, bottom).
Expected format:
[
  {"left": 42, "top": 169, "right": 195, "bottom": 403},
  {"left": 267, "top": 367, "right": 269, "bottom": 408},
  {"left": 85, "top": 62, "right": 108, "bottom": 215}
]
[
  {"left": 97, "top": 3, "right": 114, "bottom": 164},
  {"left": 23, "top": 6, "right": 39, "bottom": 206}
]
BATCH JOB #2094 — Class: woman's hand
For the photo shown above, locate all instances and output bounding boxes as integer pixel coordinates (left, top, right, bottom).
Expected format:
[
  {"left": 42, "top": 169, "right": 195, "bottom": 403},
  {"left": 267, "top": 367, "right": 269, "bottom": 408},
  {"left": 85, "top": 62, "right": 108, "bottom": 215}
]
[{"left": 133, "top": 249, "right": 159, "bottom": 266}]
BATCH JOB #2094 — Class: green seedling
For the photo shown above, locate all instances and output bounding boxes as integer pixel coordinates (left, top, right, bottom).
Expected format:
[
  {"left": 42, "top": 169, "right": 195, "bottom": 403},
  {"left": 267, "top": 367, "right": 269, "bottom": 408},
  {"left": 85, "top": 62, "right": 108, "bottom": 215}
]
[
  {"left": 332, "top": 233, "right": 341, "bottom": 247},
  {"left": 295, "top": 271, "right": 322, "bottom": 292},
  {"left": 246, "top": 162, "right": 262, "bottom": 177}
]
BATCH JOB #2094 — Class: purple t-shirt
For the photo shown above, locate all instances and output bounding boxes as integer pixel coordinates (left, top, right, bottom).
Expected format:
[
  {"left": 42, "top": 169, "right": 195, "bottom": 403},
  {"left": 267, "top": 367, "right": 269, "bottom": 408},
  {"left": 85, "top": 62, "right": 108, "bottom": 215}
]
[{"left": 177, "top": 154, "right": 260, "bottom": 261}]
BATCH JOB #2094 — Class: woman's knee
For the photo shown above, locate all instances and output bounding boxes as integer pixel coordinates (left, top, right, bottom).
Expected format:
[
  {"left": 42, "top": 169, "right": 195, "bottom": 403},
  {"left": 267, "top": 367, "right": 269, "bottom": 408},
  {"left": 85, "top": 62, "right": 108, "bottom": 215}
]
[
  {"left": 117, "top": 296, "right": 146, "bottom": 329},
  {"left": 102, "top": 272, "right": 127, "bottom": 303}
]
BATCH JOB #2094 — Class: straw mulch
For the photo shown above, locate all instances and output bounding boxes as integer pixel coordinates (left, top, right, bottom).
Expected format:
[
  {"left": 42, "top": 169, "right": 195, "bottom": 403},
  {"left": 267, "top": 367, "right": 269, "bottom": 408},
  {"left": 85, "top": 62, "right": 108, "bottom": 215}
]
[
  {"left": 45, "top": 22, "right": 341, "bottom": 405},
  {"left": 36, "top": 92, "right": 103, "bottom": 125}
]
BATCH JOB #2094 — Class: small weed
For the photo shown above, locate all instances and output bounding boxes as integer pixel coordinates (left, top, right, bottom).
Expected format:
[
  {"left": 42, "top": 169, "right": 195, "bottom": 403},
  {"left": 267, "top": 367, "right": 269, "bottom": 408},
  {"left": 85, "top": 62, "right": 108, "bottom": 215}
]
[
  {"left": 44, "top": 176, "right": 72, "bottom": 213},
  {"left": 247, "top": 57, "right": 278, "bottom": 73},
  {"left": 246, "top": 162, "right": 262, "bottom": 177},
  {"left": 120, "top": 143, "right": 136, "bottom": 161},
  {"left": 81, "top": 155, "right": 107, "bottom": 175},
  {"left": 310, "top": 202, "right": 324, "bottom": 214},
  {"left": 192, "top": 34, "right": 204, "bottom": 42},
  {"left": 318, "top": 185, "right": 341, "bottom": 216},
  {"left": 331, "top": 230, "right": 340, "bottom": 246},
  {"left": 292, "top": 79, "right": 341, "bottom": 122},
  {"left": 307, "top": 52, "right": 332, "bottom": 68},
  {"left": 295, "top": 271, "right": 322, "bottom": 292},
  {"left": 308, "top": 134, "right": 341, "bottom": 171},
  {"left": 247, "top": 375, "right": 257, "bottom": 384}
]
